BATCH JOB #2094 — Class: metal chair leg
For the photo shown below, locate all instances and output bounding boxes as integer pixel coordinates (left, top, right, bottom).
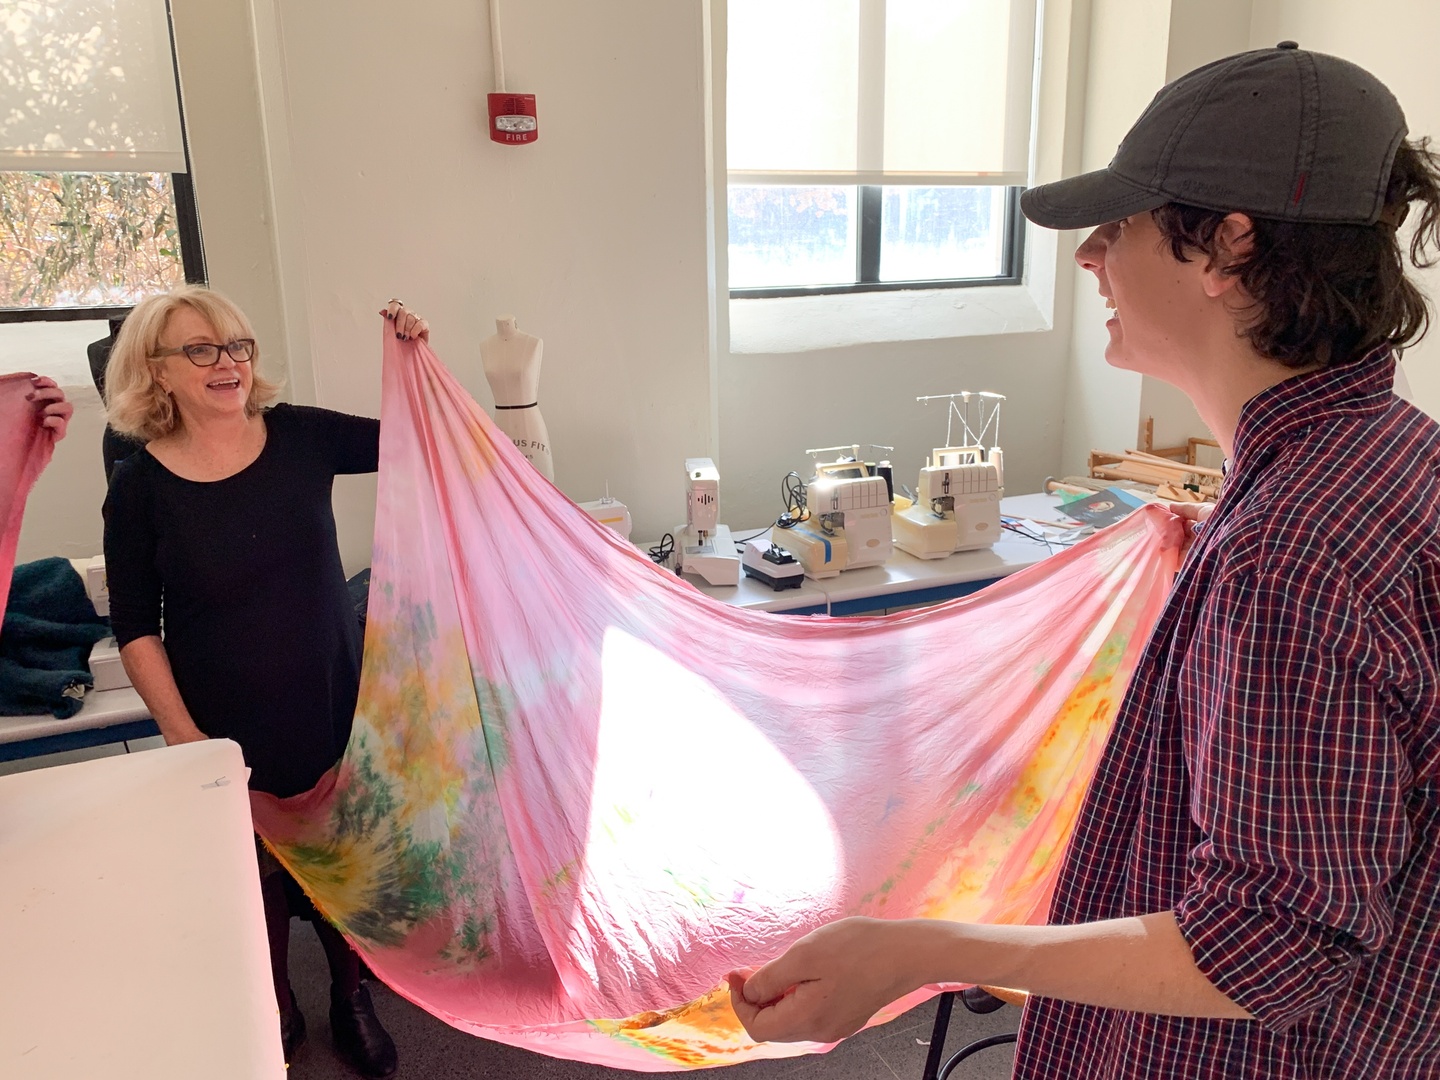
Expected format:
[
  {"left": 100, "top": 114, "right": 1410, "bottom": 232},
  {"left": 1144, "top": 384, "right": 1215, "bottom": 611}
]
[
  {"left": 920, "top": 988, "right": 1019, "bottom": 1079},
  {"left": 921, "top": 991, "right": 957, "bottom": 1080},
  {"left": 937, "top": 1033, "right": 1019, "bottom": 1079}
]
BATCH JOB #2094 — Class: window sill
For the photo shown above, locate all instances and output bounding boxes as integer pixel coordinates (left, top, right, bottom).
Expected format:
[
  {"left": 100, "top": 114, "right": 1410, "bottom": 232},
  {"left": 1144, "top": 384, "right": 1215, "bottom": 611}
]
[{"left": 727, "top": 227, "right": 1059, "bottom": 355}]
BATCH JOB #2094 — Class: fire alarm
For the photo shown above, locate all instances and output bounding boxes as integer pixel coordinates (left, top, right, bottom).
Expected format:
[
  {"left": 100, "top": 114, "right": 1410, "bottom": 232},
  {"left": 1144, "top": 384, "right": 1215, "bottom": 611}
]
[
  {"left": 487, "top": 0, "right": 536, "bottom": 146},
  {"left": 488, "top": 92, "right": 538, "bottom": 145}
]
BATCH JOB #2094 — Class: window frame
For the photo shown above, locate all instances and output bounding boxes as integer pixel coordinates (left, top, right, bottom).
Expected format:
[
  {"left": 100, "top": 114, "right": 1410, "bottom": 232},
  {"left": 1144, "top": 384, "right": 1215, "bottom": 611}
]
[{"left": 728, "top": 184, "right": 1026, "bottom": 301}]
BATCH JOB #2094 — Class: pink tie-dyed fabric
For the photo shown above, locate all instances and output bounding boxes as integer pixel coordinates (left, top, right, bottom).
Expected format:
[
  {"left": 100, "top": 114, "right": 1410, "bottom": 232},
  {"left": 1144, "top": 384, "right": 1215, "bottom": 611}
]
[
  {"left": 0, "top": 374, "right": 53, "bottom": 632},
  {"left": 252, "top": 330, "right": 1183, "bottom": 1070}
]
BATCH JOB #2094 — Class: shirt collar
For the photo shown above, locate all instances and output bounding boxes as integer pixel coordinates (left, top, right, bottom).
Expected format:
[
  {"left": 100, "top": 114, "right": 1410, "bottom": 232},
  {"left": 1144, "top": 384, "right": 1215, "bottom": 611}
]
[{"left": 1229, "top": 347, "right": 1397, "bottom": 477}]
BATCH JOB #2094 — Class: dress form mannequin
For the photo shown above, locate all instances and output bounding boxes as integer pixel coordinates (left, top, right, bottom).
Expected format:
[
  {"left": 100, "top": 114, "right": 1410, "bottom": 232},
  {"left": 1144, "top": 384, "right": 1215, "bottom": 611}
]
[{"left": 479, "top": 315, "right": 554, "bottom": 481}]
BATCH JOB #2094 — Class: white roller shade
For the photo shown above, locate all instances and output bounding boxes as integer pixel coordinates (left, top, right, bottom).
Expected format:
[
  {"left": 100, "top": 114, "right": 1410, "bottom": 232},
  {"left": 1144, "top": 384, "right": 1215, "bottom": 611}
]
[
  {"left": 0, "top": 0, "right": 187, "bottom": 173},
  {"left": 728, "top": 0, "right": 1036, "bottom": 186}
]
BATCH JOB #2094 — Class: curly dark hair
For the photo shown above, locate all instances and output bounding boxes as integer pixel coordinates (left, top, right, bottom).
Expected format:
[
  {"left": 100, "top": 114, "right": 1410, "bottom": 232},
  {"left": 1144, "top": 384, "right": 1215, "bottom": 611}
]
[{"left": 1151, "top": 138, "right": 1440, "bottom": 368}]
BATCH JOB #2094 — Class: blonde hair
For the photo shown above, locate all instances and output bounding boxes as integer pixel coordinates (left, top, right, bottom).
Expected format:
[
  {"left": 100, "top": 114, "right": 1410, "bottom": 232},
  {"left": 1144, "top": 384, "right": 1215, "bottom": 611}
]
[{"left": 105, "top": 285, "right": 282, "bottom": 442}]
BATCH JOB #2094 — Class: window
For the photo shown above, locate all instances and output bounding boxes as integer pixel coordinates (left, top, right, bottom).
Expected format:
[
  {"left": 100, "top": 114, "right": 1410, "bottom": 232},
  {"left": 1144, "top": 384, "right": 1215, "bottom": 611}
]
[
  {"left": 726, "top": 0, "right": 1037, "bottom": 297},
  {"left": 727, "top": 184, "right": 1024, "bottom": 294},
  {"left": 0, "top": 0, "right": 205, "bottom": 328},
  {"left": 0, "top": 170, "right": 202, "bottom": 321}
]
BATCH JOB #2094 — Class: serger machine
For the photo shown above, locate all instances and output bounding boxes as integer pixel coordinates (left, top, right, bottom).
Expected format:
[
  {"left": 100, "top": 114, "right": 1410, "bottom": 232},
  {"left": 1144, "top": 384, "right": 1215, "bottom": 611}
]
[
  {"left": 892, "top": 392, "right": 1005, "bottom": 559},
  {"left": 783, "top": 445, "right": 894, "bottom": 579},
  {"left": 674, "top": 457, "right": 741, "bottom": 586}
]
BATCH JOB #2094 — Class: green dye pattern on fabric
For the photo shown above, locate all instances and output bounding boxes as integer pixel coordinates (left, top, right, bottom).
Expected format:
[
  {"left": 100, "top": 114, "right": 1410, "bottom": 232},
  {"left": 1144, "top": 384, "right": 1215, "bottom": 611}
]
[
  {"left": 407, "top": 598, "right": 438, "bottom": 649},
  {"left": 283, "top": 841, "right": 345, "bottom": 879},
  {"left": 472, "top": 676, "right": 516, "bottom": 774},
  {"left": 440, "top": 911, "right": 497, "bottom": 964},
  {"left": 1090, "top": 631, "right": 1126, "bottom": 678},
  {"left": 951, "top": 781, "right": 983, "bottom": 806},
  {"left": 290, "top": 733, "right": 499, "bottom": 957},
  {"left": 855, "top": 779, "right": 995, "bottom": 907},
  {"left": 662, "top": 868, "right": 720, "bottom": 909},
  {"left": 395, "top": 836, "right": 451, "bottom": 913},
  {"left": 334, "top": 735, "right": 400, "bottom": 841},
  {"left": 538, "top": 859, "right": 578, "bottom": 905},
  {"left": 340, "top": 836, "right": 459, "bottom": 949}
]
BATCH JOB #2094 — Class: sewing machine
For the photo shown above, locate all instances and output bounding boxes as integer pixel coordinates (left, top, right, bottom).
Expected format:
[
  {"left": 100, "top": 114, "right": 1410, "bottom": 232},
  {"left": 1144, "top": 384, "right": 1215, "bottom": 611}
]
[
  {"left": 782, "top": 446, "right": 894, "bottom": 579},
  {"left": 674, "top": 457, "right": 741, "bottom": 586},
  {"left": 892, "top": 392, "right": 1005, "bottom": 559},
  {"left": 577, "top": 490, "right": 633, "bottom": 540}
]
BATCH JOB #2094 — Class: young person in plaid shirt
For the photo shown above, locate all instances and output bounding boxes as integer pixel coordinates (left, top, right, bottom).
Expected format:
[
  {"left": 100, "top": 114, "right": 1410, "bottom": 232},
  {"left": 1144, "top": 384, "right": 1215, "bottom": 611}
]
[{"left": 728, "top": 44, "right": 1440, "bottom": 1078}]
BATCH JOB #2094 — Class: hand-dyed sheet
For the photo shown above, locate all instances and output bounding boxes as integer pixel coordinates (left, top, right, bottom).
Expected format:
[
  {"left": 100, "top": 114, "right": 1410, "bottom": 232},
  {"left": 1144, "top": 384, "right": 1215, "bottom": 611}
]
[
  {"left": 0, "top": 373, "right": 53, "bottom": 633},
  {"left": 251, "top": 330, "right": 1183, "bottom": 1070}
]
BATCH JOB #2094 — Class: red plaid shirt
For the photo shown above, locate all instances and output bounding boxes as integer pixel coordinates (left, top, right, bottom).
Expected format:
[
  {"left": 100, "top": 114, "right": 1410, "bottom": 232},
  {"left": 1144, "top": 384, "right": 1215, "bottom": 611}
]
[{"left": 1014, "top": 350, "right": 1440, "bottom": 1078}]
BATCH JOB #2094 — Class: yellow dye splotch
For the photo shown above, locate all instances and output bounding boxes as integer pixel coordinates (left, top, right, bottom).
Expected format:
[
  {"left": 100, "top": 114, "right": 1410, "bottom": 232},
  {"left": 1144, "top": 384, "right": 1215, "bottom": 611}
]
[
  {"left": 590, "top": 984, "right": 774, "bottom": 1068},
  {"left": 916, "top": 636, "right": 1131, "bottom": 923}
]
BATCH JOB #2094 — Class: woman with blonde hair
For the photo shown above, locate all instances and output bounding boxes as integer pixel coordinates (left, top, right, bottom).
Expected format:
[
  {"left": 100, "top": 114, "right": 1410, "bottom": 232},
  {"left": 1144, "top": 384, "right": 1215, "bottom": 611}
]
[{"left": 102, "top": 285, "right": 426, "bottom": 1078}]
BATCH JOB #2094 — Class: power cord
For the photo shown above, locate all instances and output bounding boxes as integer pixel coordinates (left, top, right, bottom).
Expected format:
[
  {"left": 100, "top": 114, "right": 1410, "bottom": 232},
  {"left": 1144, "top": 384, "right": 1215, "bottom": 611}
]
[
  {"left": 774, "top": 471, "right": 809, "bottom": 530},
  {"left": 648, "top": 533, "right": 675, "bottom": 565},
  {"left": 1001, "top": 517, "right": 1088, "bottom": 552}
]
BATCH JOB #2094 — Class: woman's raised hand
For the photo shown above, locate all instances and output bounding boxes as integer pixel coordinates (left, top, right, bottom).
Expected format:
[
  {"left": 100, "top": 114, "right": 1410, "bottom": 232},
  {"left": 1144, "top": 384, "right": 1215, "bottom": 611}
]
[{"left": 379, "top": 299, "right": 430, "bottom": 343}]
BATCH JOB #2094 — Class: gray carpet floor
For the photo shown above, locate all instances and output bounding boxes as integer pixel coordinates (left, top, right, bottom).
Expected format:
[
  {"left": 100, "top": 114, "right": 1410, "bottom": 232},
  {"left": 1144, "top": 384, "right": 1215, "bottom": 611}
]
[{"left": 284, "top": 927, "right": 1019, "bottom": 1080}]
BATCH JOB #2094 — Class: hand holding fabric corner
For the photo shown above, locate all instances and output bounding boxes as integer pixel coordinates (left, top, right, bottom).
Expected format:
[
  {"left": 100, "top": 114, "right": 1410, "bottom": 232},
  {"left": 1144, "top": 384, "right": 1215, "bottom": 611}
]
[{"left": 25, "top": 375, "right": 73, "bottom": 441}]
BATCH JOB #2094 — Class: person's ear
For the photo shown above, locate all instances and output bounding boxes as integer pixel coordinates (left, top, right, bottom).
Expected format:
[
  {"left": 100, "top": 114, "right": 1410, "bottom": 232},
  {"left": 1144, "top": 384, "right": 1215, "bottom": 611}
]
[{"left": 1201, "top": 213, "right": 1254, "bottom": 298}]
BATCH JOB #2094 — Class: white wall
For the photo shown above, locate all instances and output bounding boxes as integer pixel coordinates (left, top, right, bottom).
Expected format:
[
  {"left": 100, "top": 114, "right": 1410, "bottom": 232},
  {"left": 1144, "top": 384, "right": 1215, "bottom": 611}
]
[
  {"left": 253, "top": 0, "right": 714, "bottom": 570},
  {"left": 1250, "top": 0, "right": 1440, "bottom": 420},
  {"left": 1056, "top": 0, "right": 1173, "bottom": 475}
]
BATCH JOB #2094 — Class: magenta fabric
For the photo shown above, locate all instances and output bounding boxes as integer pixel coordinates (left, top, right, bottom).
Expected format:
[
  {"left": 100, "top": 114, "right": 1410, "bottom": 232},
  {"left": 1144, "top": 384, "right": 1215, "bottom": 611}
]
[
  {"left": 0, "top": 373, "right": 53, "bottom": 632},
  {"left": 252, "top": 330, "right": 1184, "bottom": 1069}
]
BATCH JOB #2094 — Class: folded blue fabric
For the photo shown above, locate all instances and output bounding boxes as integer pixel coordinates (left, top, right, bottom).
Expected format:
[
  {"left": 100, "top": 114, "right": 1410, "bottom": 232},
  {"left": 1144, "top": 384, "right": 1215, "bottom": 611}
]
[{"left": 0, "top": 557, "right": 111, "bottom": 718}]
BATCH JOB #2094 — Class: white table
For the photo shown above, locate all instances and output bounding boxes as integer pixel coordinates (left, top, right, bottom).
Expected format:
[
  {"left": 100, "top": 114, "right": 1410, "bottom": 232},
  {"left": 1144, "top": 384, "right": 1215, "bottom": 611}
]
[
  {"left": 0, "top": 685, "right": 157, "bottom": 763},
  {"left": 0, "top": 739, "right": 284, "bottom": 1078},
  {"left": 659, "top": 548, "right": 831, "bottom": 614},
  {"left": 675, "top": 492, "right": 1069, "bottom": 616}
]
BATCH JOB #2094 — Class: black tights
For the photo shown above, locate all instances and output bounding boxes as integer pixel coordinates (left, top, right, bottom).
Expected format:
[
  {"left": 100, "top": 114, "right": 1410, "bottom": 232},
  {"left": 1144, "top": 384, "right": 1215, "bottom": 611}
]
[{"left": 261, "top": 871, "right": 362, "bottom": 1013}]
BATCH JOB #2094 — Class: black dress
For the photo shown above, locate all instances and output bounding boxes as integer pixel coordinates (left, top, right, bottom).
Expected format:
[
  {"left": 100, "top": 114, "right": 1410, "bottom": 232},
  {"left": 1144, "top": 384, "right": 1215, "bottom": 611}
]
[{"left": 103, "top": 404, "right": 380, "bottom": 798}]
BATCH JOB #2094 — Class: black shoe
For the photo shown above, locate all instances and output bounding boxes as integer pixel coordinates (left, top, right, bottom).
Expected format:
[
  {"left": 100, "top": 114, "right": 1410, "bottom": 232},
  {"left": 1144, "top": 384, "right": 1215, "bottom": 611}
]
[
  {"left": 329, "top": 983, "right": 398, "bottom": 1079},
  {"left": 280, "top": 986, "right": 307, "bottom": 1063}
]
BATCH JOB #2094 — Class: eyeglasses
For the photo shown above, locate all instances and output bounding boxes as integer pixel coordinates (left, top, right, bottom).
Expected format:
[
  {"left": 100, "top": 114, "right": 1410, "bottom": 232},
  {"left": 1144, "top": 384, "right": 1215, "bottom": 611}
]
[{"left": 151, "top": 339, "right": 256, "bottom": 367}]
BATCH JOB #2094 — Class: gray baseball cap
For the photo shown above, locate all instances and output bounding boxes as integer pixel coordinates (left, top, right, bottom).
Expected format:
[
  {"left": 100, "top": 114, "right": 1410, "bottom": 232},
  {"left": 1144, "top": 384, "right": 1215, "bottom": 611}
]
[{"left": 1021, "top": 43, "right": 1408, "bottom": 230}]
